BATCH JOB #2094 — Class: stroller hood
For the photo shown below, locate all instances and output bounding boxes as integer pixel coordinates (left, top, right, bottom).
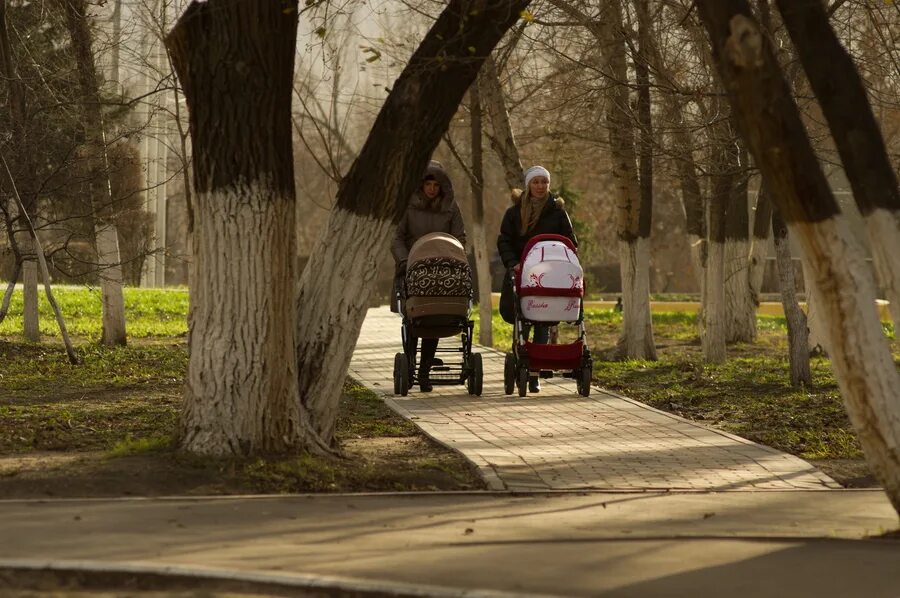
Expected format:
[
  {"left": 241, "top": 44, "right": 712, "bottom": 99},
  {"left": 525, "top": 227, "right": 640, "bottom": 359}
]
[{"left": 408, "top": 232, "right": 467, "bottom": 266}]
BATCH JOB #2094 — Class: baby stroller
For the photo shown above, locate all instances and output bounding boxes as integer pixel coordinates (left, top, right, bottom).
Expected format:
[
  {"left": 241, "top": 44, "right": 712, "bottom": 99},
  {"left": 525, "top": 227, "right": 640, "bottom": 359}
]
[
  {"left": 503, "top": 233, "right": 592, "bottom": 397},
  {"left": 393, "top": 232, "right": 484, "bottom": 396}
]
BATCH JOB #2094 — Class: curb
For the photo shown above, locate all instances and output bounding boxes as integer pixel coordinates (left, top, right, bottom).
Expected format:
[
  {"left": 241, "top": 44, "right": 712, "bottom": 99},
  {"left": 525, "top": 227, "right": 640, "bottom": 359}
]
[{"left": 0, "top": 558, "right": 562, "bottom": 598}]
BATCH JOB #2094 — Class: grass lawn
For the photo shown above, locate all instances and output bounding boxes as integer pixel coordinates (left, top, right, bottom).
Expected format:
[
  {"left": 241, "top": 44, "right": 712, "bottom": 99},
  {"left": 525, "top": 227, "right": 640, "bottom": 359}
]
[
  {"left": 1, "top": 286, "right": 896, "bottom": 493},
  {"left": 0, "top": 287, "right": 483, "bottom": 497}
]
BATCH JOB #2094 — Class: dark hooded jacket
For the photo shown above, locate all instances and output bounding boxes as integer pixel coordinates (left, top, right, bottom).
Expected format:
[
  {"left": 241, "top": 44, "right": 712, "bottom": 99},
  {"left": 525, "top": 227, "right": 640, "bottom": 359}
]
[
  {"left": 391, "top": 161, "right": 466, "bottom": 265},
  {"left": 497, "top": 189, "right": 577, "bottom": 269}
]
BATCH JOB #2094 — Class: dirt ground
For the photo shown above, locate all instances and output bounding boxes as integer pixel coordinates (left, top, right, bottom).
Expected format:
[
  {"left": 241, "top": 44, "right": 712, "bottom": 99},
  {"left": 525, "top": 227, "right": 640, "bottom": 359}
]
[{"left": 0, "top": 381, "right": 485, "bottom": 498}]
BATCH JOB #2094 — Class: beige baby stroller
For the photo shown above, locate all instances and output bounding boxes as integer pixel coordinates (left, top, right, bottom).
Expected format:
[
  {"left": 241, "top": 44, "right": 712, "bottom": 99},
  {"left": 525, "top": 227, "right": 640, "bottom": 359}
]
[{"left": 393, "top": 232, "right": 483, "bottom": 396}]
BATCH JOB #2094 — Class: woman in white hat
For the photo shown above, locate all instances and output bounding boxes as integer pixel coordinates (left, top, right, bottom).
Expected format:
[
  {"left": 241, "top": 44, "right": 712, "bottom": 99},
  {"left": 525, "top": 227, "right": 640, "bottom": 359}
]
[{"left": 497, "top": 165, "right": 577, "bottom": 393}]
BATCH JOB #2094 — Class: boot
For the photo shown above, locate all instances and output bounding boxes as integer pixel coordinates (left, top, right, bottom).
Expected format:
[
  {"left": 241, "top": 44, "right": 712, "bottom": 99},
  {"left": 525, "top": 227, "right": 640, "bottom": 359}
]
[
  {"left": 419, "top": 365, "right": 433, "bottom": 392},
  {"left": 528, "top": 376, "right": 541, "bottom": 393}
]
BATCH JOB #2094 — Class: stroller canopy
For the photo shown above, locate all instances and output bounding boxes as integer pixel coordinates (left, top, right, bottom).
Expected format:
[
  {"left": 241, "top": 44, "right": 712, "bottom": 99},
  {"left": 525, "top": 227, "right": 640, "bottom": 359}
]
[{"left": 408, "top": 232, "right": 466, "bottom": 266}]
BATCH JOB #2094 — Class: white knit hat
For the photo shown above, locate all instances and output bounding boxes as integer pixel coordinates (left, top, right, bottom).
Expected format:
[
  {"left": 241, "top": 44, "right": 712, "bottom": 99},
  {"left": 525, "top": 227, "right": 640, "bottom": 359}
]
[{"left": 524, "top": 165, "right": 551, "bottom": 189}]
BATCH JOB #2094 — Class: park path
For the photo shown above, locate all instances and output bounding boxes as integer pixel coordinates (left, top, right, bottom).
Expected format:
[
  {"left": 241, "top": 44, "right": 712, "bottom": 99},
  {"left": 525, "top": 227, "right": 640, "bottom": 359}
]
[{"left": 349, "top": 307, "right": 840, "bottom": 492}]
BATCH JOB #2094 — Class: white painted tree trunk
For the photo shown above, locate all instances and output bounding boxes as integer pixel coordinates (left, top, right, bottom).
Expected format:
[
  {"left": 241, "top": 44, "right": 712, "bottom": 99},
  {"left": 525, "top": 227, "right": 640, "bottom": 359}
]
[
  {"left": 182, "top": 180, "right": 301, "bottom": 455},
  {"left": 864, "top": 210, "right": 900, "bottom": 333},
  {"left": 702, "top": 239, "right": 727, "bottom": 363},
  {"left": 801, "top": 260, "right": 829, "bottom": 355},
  {"left": 724, "top": 238, "right": 756, "bottom": 342},
  {"left": 748, "top": 236, "right": 767, "bottom": 303},
  {"left": 797, "top": 215, "right": 900, "bottom": 511},
  {"left": 95, "top": 222, "right": 127, "bottom": 345},
  {"left": 616, "top": 238, "right": 656, "bottom": 359},
  {"left": 773, "top": 225, "right": 810, "bottom": 386},
  {"left": 295, "top": 209, "right": 394, "bottom": 448},
  {"left": 22, "top": 253, "right": 39, "bottom": 342}
]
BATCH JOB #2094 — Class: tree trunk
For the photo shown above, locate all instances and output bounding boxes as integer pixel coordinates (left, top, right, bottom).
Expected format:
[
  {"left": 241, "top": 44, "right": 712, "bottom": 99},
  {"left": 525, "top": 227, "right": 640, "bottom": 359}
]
[
  {"left": 749, "top": 185, "right": 772, "bottom": 301},
  {"left": 60, "top": 0, "right": 128, "bottom": 346},
  {"left": 166, "top": 0, "right": 303, "bottom": 456},
  {"left": 479, "top": 55, "right": 523, "bottom": 190},
  {"left": 22, "top": 254, "right": 39, "bottom": 341},
  {"left": 295, "top": 0, "right": 530, "bottom": 447},
  {"left": 772, "top": 207, "right": 810, "bottom": 386},
  {"left": 470, "top": 85, "right": 493, "bottom": 346},
  {"left": 702, "top": 120, "right": 734, "bottom": 364},
  {"left": 606, "top": 0, "right": 655, "bottom": 360},
  {"left": 697, "top": 0, "right": 900, "bottom": 515},
  {"left": 801, "top": 259, "right": 828, "bottom": 355},
  {"left": 0, "top": 258, "right": 20, "bottom": 324},
  {"left": 1, "top": 156, "right": 79, "bottom": 363},
  {"left": 776, "top": 0, "right": 900, "bottom": 334},
  {"left": 724, "top": 141, "right": 756, "bottom": 342},
  {"left": 0, "top": 0, "right": 38, "bottom": 342},
  {"left": 668, "top": 99, "right": 706, "bottom": 287}
]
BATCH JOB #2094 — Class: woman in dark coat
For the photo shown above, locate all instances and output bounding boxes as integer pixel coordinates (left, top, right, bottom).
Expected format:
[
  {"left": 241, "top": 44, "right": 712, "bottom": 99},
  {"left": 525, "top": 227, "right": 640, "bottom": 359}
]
[
  {"left": 392, "top": 160, "right": 466, "bottom": 391},
  {"left": 497, "top": 165, "right": 577, "bottom": 393}
]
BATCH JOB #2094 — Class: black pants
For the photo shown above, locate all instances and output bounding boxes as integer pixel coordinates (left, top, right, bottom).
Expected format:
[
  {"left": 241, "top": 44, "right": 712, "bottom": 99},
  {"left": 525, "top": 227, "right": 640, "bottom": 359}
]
[{"left": 407, "top": 335, "right": 438, "bottom": 373}]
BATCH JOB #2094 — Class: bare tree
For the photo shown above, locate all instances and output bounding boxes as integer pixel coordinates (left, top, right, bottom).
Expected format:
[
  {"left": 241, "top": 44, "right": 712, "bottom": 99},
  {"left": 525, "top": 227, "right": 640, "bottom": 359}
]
[
  {"left": 696, "top": 0, "right": 900, "bottom": 515},
  {"left": 776, "top": 0, "right": 900, "bottom": 335},
  {"left": 295, "top": 0, "right": 531, "bottom": 447},
  {"left": 59, "top": 0, "right": 128, "bottom": 346},
  {"left": 771, "top": 200, "right": 810, "bottom": 386},
  {"left": 1, "top": 155, "right": 79, "bottom": 364}
]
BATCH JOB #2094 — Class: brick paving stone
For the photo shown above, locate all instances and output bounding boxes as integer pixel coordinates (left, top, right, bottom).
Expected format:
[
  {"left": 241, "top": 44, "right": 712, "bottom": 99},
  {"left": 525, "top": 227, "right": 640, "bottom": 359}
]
[{"left": 351, "top": 307, "right": 841, "bottom": 492}]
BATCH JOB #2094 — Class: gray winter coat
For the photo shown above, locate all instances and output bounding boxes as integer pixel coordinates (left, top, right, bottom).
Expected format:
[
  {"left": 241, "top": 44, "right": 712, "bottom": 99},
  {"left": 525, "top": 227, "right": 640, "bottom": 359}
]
[{"left": 392, "top": 162, "right": 467, "bottom": 265}]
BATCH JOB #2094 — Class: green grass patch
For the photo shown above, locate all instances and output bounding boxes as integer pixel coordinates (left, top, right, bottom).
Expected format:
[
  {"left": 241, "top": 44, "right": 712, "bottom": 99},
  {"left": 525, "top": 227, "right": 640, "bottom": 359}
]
[
  {"left": 0, "top": 340, "right": 187, "bottom": 395},
  {"left": 336, "top": 379, "right": 418, "bottom": 439},
  {"left": 0, "top": 286, "right": 188, "bottom": 339},
  {"left": 107, "top": 434, "right": 174, "bottom": 457}
]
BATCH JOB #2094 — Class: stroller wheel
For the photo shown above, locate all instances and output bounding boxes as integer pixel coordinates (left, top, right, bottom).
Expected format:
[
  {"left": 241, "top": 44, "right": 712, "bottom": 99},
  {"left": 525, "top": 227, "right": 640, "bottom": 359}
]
[
  {"left": 516, "top": 366, "right": 528, "bottom": 398},
  {"left": 469, "top": 353, "right": 483, "bottom": 397},
  {"left": 393, "top": 352, "right": 409, "bottom": 396},
  {"left": 578, "top": 364, "right": 592, "bottom": 397},
  {"left": 503, "top": 353, "right": 515, "bottom": 395}
]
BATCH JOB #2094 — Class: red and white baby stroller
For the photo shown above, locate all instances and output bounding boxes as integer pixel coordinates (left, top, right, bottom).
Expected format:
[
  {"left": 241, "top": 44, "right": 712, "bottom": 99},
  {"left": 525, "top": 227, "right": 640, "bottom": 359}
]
[{"left": 503, "top": 233, "right": 593, "bottom": 397}]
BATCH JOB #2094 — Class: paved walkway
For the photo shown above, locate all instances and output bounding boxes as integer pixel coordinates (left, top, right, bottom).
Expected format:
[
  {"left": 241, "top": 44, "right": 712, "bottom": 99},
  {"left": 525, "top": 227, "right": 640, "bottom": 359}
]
[
  {"left": 2, "top": 491, "right": 897, "bottom": 597},
  {"left": 350, "top": 307, "right": 839, "bottom": 492}
]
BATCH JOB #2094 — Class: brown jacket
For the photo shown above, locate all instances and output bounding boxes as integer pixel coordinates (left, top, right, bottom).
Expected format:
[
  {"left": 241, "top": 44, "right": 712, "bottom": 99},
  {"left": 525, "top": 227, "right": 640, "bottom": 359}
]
[{"left": 392, "top": 162, "right": 467, "bottom": 265}]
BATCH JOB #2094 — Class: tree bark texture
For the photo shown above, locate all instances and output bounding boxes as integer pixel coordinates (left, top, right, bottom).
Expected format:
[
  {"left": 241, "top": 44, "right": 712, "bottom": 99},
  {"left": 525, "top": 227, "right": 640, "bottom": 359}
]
[
  {"left": 166, "top": 0, "right": 302, "bottom": 456},
  {"left": 697, "top": 0, "right": 900, "bottom": 515},
  {"left": 776, "top": 0, "right": 900, "bottom": 332},
  {"left": 60, "top": 0, "right": 128, "bottom": 346},
  {"left": 470, "top": 85, "right": 493, "bottom": 346},
  {"left": 295, "top": 0, "right": 530, "bottom": 446},
  {"left": 772, "top": 208, "right": 810, "bottom": 386},
  {"left": 478, "top": 55, "right": 523, "bottom": 191}
]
